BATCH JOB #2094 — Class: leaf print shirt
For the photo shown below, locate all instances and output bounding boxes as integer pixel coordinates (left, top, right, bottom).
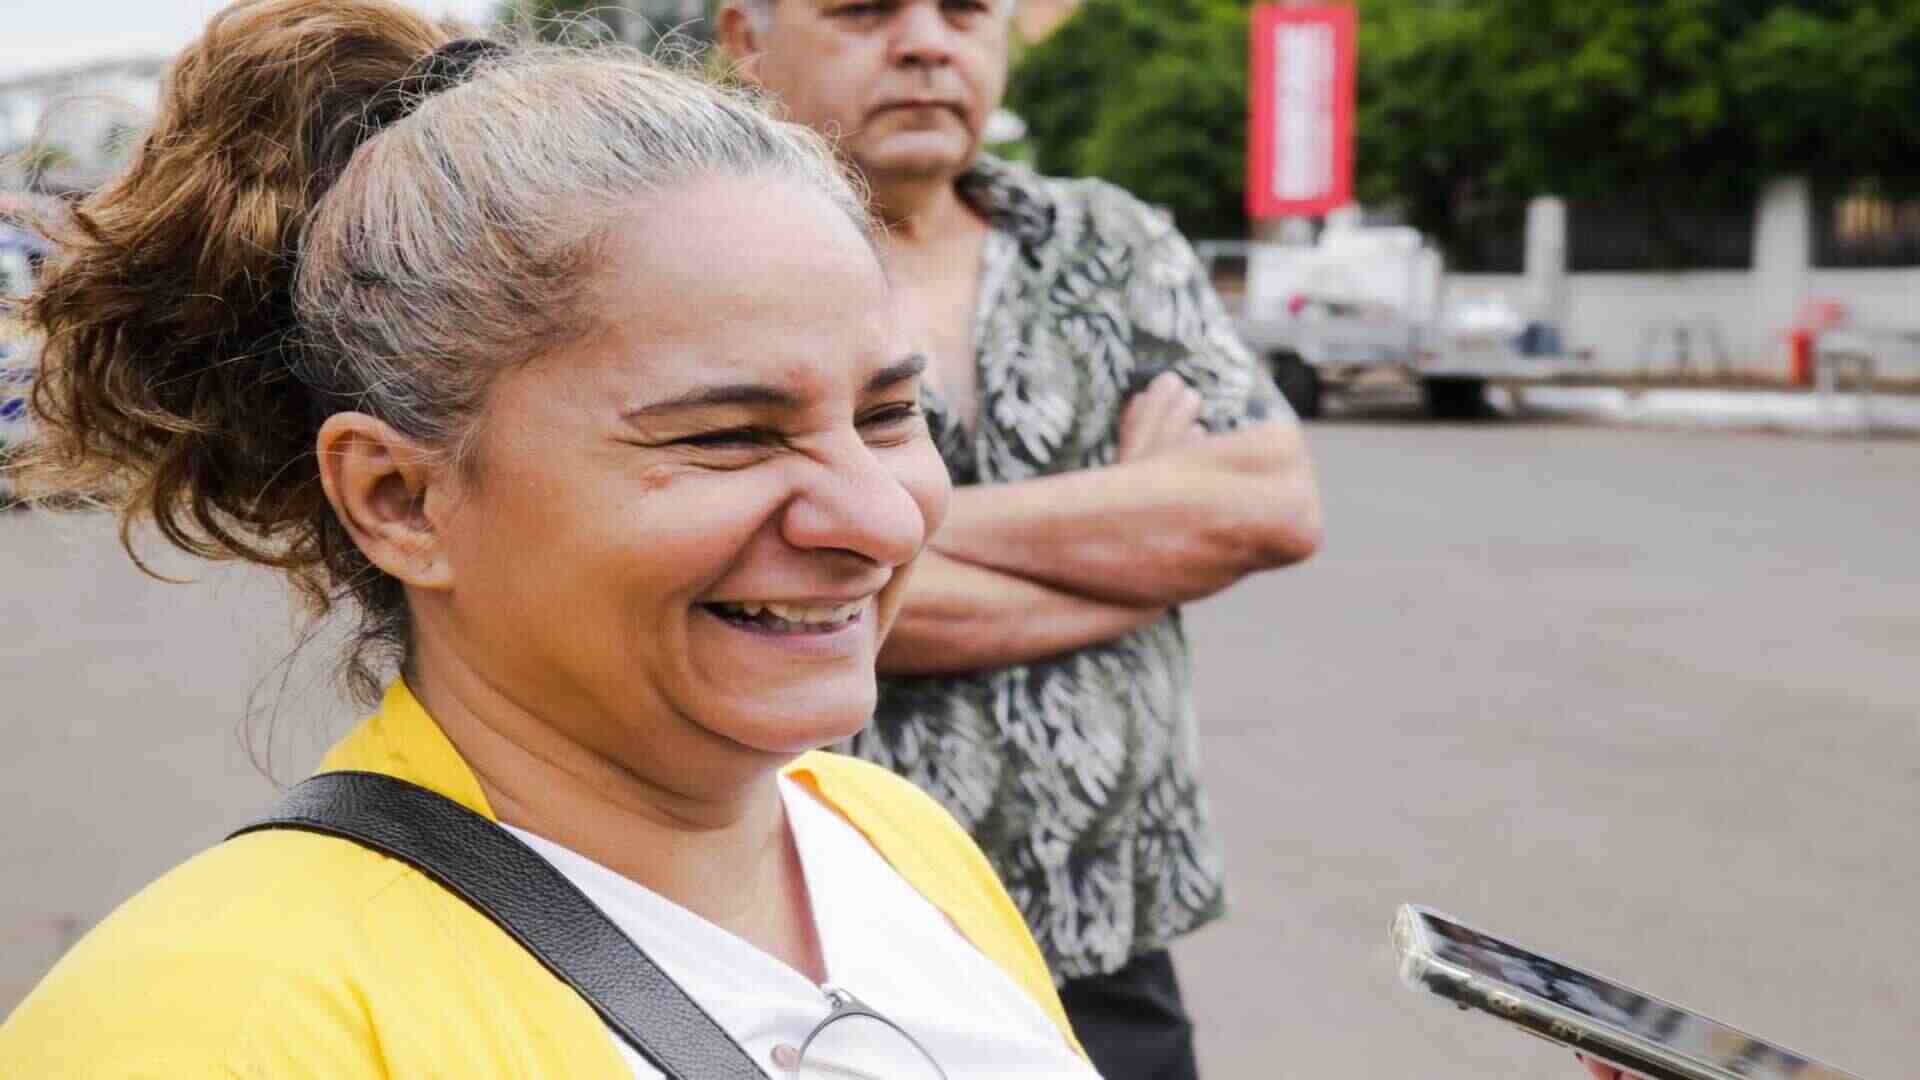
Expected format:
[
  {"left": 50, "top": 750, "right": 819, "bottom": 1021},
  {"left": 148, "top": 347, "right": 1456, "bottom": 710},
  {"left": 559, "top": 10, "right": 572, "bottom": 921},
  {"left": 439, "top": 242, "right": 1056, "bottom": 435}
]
[{"left": 846, "top": 156, "right": 1291, "bottom": 982}]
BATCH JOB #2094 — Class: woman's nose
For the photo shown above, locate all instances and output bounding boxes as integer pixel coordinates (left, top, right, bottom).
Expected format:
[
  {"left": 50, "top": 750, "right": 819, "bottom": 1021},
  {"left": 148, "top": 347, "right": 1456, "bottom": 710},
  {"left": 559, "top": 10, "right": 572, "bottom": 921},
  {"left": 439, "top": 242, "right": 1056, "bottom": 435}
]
[{"left": 780, "top": 438, "right": 929, "bottom": 568}]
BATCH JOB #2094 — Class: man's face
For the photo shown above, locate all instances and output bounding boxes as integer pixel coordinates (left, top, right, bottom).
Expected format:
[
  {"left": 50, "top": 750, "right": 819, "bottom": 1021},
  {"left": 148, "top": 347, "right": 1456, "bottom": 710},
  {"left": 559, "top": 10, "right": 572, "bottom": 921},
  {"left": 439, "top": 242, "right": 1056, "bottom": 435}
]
[{"left": 737, "top": 0, "right": 1011, "bottom": 182}]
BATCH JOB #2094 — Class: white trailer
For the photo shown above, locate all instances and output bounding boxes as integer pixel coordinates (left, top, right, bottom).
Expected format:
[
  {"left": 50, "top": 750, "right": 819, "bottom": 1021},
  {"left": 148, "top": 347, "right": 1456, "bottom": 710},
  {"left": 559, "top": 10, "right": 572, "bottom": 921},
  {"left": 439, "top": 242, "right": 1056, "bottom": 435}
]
[{"left": 1199, "top": 222, "right": 1582, "bottom": 418}]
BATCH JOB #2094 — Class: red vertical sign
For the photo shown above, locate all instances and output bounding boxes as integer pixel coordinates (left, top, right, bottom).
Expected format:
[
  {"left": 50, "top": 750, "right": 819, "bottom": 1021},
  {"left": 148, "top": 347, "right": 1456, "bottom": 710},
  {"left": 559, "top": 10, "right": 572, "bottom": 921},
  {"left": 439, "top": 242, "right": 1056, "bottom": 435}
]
[{"left": 1247, "top": 4, "right": 1357, "bottom": 220}]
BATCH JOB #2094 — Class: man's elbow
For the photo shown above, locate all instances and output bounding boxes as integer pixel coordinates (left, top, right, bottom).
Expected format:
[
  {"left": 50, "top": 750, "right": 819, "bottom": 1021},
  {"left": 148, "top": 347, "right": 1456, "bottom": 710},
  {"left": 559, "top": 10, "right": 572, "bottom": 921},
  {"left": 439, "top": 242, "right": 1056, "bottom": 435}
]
[
  {"left": 1230, "top": 427, "right": 1324, "bottom": 570},
  {"left": 1236, "top": 474, "right": 1322, "bottom": 571},
  {"left": 1263, "top": 482, "right": 1324, "bottom": 566}
]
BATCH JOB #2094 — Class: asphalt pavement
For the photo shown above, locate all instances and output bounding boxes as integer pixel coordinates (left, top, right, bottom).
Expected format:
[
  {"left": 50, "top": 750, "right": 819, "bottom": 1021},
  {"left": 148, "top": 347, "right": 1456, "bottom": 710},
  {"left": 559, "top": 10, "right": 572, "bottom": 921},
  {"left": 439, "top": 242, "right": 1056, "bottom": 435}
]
[
  {"left": 4, "top": 417, "right": 1917, "bottom": 1079},
  {"left": 1175, "top": 419, "right": 1917, "bottom": 1080}
]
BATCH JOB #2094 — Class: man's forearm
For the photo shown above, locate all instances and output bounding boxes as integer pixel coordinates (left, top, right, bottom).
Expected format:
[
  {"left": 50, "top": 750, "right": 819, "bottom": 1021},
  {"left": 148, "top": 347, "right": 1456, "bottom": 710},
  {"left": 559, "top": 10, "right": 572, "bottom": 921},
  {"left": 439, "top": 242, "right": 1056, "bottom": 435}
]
[
  {"left": 877, "top": 551, "right": 1164, "bottom": 677},
  {"left": 932, "top": 421, "right": 1322, "bottom": 608}
]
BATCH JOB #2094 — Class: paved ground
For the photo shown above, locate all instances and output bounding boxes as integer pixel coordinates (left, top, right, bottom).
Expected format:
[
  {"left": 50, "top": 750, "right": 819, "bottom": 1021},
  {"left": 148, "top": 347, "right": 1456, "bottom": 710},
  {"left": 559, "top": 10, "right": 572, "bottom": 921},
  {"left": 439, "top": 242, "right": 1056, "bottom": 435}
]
[{"left": 4, "top": 418, "right": 1916, "bottom": 1079}]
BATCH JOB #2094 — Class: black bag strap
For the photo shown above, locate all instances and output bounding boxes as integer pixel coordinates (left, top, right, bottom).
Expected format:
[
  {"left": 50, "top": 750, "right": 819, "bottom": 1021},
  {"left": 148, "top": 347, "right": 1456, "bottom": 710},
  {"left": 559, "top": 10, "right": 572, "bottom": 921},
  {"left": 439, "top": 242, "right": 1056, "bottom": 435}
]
[{"left": 231, "top": 770, "right": 770, "bottom": 1080}]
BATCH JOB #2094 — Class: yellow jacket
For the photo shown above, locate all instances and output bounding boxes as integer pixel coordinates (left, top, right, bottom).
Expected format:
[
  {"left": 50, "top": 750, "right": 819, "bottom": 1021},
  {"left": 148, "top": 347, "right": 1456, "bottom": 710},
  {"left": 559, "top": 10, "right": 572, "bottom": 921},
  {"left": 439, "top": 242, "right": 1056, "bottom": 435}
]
[{"left": 1, "top": 683, "right": 1079, "bottom": 1077}]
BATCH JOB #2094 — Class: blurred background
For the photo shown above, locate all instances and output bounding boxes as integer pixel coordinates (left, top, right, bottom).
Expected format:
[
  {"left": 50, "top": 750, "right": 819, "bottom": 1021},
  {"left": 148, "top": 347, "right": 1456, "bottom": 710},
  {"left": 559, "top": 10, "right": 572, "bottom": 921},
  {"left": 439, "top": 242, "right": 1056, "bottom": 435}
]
[{"left": 4, "top": 2, "right": 1916, "bottom": 1077}]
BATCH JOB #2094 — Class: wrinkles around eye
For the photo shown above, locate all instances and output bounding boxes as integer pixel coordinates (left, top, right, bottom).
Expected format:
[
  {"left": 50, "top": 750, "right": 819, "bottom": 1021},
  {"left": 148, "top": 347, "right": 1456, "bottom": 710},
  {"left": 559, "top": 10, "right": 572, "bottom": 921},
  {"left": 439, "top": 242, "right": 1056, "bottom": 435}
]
[
  {"left": 653, "top": 405, "right": 922, "bottom": 456},
  {"left": 673, "top": 428, "right": 782, "bottom": 450}
]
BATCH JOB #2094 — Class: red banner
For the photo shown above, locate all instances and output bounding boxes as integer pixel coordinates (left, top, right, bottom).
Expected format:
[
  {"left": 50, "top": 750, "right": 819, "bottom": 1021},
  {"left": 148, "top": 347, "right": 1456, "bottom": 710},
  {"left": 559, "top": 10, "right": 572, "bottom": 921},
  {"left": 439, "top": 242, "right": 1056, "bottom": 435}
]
[{"left": 1247, "top": 4, "right": 1357, "bottom": 220}]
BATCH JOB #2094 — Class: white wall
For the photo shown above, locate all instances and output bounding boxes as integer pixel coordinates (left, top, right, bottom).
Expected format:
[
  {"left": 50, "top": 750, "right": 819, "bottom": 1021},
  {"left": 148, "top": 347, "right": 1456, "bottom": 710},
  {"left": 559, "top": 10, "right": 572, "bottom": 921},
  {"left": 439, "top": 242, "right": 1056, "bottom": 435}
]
[
  {"left": 1751, "top": 178, "right": 1811, "bottom": 360},
  {"left": 1806, "top": 268, "right": 1920, "bottom": 328},
  {"left": 1450, "top": 271, "right": 1767, "bottom": 375},
  {"left": 1808, "top": 269, "right": 1920, "bottom": 378},
  {"left": 1447, "top": 179, "right": 1916, "bottom": 379},
  {"left": 1567, "top": 273, "right": 1765, "bottom": 374}
]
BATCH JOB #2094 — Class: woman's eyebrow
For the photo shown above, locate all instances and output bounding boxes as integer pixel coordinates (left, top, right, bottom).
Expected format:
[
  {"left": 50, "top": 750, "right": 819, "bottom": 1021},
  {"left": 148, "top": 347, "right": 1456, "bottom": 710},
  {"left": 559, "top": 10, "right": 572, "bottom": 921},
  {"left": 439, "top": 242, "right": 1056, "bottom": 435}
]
[
  {"left": 867, "top": 353, "right": 927, "bottom": 394},
  {"left": 624, "top": 384, "right": 798, "bottom": 418},
  {"left": 623, "top": 354, "right": 925, "bottom": 419}
]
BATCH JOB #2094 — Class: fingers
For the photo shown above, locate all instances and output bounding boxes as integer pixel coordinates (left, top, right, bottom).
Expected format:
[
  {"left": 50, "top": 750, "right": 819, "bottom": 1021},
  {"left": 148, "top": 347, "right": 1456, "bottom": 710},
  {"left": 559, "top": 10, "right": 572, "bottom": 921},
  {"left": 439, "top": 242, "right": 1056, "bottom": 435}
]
[
  {"left": 1165, "top": 382, "right": 1204, "bottom": 440},
  {"left": 1118, "top": 373, "right": 1181, "bottom": 459},
  {"left": 1577, "top": 1054, "right": 1623, "bottom": 1080},
  {"left": 1119, "top": 372, "right": 1205, "bottom": 461}
]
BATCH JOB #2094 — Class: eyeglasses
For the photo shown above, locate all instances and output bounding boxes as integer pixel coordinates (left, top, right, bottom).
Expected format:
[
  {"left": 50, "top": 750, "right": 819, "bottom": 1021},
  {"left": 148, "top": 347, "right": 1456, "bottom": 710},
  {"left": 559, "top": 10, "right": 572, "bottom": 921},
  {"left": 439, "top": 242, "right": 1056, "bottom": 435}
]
[{"left": 771, "top": 985, "right": 950, "bottom": 1080}]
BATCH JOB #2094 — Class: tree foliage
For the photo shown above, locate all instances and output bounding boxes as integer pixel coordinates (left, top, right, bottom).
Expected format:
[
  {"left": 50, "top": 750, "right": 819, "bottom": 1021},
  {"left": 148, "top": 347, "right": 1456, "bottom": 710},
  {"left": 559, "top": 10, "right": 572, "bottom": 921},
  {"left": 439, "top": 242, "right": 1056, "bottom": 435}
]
[
  {"left": 1009, "top": 0, "right": 1920, "bottom": 245},
  {"left": 1357, "top": 0, "right": 1920, "bottom": 249},
  {"left": 1008, "top": 0, "right": 1254, "bottom": 240}
]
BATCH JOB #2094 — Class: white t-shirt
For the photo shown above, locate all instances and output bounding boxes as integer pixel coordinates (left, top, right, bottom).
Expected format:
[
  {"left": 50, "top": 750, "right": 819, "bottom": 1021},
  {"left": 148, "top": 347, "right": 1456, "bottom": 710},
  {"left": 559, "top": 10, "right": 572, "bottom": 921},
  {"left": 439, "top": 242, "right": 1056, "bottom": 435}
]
[{"left": 505, "top": 779, "right": 1098, "bottom": 1080}]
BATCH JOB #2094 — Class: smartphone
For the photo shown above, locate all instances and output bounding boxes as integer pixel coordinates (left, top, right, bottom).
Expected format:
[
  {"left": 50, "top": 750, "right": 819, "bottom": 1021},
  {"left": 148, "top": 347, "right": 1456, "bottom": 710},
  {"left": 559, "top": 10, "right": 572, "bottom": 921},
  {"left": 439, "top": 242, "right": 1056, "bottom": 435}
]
[{"left": 1391, "top": 904, "right": 1866, "bottom": 1080}]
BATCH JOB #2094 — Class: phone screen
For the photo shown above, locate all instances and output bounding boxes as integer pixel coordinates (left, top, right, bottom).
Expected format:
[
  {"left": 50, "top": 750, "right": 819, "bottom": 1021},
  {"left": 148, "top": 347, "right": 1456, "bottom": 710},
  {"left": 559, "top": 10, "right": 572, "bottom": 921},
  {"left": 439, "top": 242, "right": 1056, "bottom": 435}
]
[{"left": 1410, "top": 909, "right": 1859, "bottom": 1080}]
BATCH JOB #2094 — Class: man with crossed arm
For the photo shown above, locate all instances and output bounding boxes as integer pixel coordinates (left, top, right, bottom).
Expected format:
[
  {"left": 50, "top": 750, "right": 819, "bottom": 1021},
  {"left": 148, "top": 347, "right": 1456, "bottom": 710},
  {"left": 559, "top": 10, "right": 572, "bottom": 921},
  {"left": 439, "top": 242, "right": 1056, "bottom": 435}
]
[{"left": 718, "top": 3, "right": 1322, "bottom": 1075}]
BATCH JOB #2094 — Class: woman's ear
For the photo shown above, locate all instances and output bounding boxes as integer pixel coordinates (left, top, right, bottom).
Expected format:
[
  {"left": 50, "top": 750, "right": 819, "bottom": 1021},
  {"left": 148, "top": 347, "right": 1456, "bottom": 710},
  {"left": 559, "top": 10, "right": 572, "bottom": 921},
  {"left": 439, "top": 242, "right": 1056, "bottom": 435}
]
[{"left": 315, "top": 412, "right": 455, "bottom": 591}]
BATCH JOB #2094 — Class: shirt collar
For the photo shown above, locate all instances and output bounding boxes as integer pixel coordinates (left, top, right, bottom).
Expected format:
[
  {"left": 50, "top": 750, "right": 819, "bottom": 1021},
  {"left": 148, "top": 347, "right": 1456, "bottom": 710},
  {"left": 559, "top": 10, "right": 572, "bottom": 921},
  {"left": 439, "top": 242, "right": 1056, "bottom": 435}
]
[
  {"left": 317, "top": 680, "right": 498, "bottom": 816},
  {"left": 956, "top": 154, "right": 1056, "bottom": 252},
  {"left": 313, "top": 680, "right": 1083, "bottom": 1055}
]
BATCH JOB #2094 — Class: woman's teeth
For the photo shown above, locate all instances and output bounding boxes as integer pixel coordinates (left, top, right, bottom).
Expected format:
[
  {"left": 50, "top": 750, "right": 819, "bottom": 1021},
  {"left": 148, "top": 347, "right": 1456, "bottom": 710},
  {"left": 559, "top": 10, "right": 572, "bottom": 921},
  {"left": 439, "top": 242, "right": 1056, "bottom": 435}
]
[{"left": 708, "top": 599, "right": 868, "bottom": 631}]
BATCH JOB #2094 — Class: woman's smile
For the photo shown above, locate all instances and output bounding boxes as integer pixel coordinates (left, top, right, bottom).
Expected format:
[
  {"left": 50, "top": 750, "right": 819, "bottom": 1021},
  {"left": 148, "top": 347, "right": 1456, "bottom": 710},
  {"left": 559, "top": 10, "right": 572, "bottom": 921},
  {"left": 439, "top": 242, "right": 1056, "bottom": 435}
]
[
  {"left": 703, "top": 597, "right": 873, "bottom": 633},
  {"left": 698, "top": 596, "right": 877, "bottom": 657},
  {"left": 430, "top": 174, "right": 948, "bottom": 762}
]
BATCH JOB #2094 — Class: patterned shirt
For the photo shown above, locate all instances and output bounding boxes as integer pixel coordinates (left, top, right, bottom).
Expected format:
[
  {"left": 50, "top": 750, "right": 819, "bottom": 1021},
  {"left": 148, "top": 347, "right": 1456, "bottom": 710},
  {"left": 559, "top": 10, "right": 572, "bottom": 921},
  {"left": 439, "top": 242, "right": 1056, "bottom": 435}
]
[{"left": 846, "top": 156, "right": 1290, "bottom": 982}]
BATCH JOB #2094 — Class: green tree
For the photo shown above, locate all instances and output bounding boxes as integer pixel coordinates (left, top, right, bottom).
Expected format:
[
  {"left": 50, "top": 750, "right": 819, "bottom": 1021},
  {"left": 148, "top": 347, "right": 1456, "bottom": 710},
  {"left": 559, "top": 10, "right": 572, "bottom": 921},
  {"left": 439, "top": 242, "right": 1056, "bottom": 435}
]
[
  {"left": 1079, "top": 5, "right": 1252, "bottom": 241},
  {"left": 1355, "top": 0, "right": 1920, "bottom": 251},
  {"left": 1010, "top": 0, "right": 1920, "bottom": 250},
  {"left": 1728, "top": 3, "right": 1920, "bottom": 185},
  {"left": 1008, "top": 0, "right": 1254, "bottom": 239}
]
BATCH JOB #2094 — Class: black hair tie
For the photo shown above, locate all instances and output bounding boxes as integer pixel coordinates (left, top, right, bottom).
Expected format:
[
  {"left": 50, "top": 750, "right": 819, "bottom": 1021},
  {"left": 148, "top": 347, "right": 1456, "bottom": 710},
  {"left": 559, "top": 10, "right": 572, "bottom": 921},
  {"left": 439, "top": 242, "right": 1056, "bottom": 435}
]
[
  {"left": 360, "top": 37, "right": 514, "bottom": 135},
  {"left": 308, "top": 37, "right": 513, "bottom": 201}
]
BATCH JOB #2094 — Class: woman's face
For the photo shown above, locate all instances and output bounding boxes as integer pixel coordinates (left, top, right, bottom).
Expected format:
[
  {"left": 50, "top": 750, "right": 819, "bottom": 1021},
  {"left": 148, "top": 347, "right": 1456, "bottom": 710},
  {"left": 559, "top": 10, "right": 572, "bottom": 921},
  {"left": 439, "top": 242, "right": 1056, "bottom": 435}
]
[{"left": 430, "top": 175, "right": 949, "bottom": 790}]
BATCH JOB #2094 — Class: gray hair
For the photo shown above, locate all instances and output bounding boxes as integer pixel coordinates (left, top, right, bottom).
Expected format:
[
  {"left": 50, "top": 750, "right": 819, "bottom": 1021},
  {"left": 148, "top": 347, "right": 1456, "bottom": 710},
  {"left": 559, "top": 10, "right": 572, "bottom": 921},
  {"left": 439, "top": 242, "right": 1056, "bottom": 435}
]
[
  {"left": 288, "top": 46, "right": 871, "bottom": 700},
  {"left": 295, "top": 46, "right": 870, "bottom": 467},
  {"left": 17, "top": 0, "right": 884, "bottom": 708}
]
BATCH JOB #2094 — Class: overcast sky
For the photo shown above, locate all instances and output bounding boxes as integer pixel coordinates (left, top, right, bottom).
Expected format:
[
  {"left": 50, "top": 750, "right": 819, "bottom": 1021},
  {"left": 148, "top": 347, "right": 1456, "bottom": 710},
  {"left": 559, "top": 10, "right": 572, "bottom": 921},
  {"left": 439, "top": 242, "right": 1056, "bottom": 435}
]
[{"left": 1, "top": 0, "right": 503, "bottom": 81}]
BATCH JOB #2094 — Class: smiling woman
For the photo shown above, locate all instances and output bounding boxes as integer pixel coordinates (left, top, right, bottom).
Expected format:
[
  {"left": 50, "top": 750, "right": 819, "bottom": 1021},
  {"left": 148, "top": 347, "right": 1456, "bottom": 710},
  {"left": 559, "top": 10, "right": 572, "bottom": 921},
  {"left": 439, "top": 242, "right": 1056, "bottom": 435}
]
[
  {"left": 0, "top": 2, "right": 1098, "bottom": 1077},
  {"left": 397, "top": 176, "right": 947, "bottom": 771}
]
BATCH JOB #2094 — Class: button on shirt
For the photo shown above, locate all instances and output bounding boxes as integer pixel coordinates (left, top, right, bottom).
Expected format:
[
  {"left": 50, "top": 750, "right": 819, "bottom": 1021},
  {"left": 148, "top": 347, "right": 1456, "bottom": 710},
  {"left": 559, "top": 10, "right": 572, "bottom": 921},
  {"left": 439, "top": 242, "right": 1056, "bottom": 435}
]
[
  {"left": 506, "top": 778, "right": 1097, "bottom": 1079},
  {"left": 847, "top": 156, "right": 1291, "bottom": 982}
]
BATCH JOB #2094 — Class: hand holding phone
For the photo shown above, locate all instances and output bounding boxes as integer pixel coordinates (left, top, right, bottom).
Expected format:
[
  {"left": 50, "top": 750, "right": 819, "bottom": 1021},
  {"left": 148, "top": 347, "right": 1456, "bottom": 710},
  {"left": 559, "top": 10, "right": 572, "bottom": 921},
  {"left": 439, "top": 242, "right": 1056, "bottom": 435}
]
[{"left": 1585, "top": 1053, "right": 1645, "bottom": 1080}]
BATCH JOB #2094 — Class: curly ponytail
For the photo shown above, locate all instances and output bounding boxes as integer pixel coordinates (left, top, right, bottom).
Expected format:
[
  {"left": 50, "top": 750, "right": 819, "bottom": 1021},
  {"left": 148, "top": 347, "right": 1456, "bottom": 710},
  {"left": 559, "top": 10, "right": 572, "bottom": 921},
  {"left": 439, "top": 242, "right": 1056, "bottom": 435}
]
[
  {"left": 18, "top": 0, "right": 869, "bottom": 703},
  {"left": 22, "top": 0, "right": 450, "bottom": 693}
]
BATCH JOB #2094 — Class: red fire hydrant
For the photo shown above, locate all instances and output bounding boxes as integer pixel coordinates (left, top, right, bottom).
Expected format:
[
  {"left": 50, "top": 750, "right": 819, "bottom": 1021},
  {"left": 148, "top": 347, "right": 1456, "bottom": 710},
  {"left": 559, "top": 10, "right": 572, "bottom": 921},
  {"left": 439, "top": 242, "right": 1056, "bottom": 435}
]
[
  {"left": 1787, "top": 327, "right": 1815, "bottom": 386},
  {"left": 1788, "top": 301, "right": 1849, "bottom": 387}
]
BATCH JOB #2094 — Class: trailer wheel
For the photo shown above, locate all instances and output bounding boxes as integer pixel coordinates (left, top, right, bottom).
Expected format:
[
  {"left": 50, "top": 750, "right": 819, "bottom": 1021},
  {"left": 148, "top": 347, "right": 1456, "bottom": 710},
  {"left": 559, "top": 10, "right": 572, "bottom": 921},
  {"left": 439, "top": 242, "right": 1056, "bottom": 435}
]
[
  {"left": 1421, "top": 376, "right": 1489, "bottom": 420},
  {"left": 1271, "top": 352, "right": 1322, "bottom": 419}
]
